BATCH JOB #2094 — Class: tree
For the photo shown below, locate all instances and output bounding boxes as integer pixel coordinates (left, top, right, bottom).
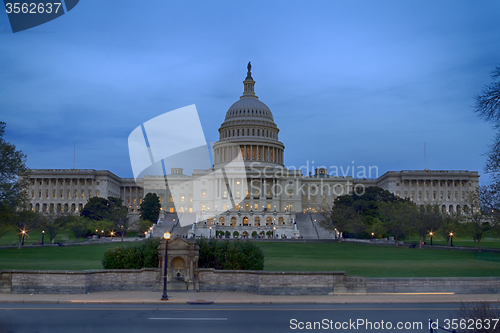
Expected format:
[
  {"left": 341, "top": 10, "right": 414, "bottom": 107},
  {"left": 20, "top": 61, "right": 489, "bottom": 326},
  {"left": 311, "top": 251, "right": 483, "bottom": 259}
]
[
  {"left": 414, "top": 204, "right": 443, "bottom": 248},
  {"left": 379, "top": 201, "right": 417, "bottom": 247},
  {"left": 461, "top": 189, "right": 497, "bottom": 252},
  {"left": 138, "top": 219, "right": 154, "bottom": 236},
  {"left": 440, "top": 212, "right": 461, "bottom": 246},
  {"left": 107, "top": 197, "right": 128, "bottom": 241},
  {"left": 66, "top": 216, "right": 89, "bottom": 241},
  {"left": 81, "top": 196, "right": 128, "bottom": 240},
  {"left": 41, "top": 214, "right": 68, "bottom": 244},
  {"left": 88, "top": 219, "right": 114, "bottom": 238},
  {"left": 12, "top": 210, "right": 43, "bottom": 248},
  {"left": 0, "top": 122, "right": 30, "bottom": 237},
  {"left": 81, "top": 197, "right": 111, "bottom": 221},
  {"left": 321, "top": 196, "right": 362, "bottom": 242},
  {"left": 474, "top": 66, "right": 500, "bottom": 189},
  {"left": 140, "top": 193, "right": 161, "bottom": 223}
]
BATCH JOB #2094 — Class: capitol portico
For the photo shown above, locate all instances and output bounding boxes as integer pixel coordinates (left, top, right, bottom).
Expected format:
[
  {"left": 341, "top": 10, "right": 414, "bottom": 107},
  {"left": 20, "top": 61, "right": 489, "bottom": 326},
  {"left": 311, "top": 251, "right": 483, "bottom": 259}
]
[{"left": 24, "top": 63, "right": 480, "bottom": 239}]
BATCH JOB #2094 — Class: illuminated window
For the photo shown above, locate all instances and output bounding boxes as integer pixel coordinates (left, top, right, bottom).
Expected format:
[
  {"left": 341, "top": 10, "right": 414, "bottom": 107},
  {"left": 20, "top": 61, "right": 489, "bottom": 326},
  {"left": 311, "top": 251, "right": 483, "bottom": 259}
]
[
  {"left": 169, "top": 207, "right": 174, "bottom": 213},
  {"left": 181, "top": 195, "right": 185, "bottom": 202}
]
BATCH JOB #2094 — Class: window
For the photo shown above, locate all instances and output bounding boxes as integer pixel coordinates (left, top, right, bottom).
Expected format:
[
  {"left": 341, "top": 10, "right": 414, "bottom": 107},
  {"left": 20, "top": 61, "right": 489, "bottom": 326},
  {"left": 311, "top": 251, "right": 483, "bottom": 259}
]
[
  {"left": 181, "top": 195, "right": 185, "bottom": 202},
  {"left": 169, "top": 207, "right": 174, "bottom": 213},
  {"left": 202, "top": 190, "right": 206, "bottom": 199}
]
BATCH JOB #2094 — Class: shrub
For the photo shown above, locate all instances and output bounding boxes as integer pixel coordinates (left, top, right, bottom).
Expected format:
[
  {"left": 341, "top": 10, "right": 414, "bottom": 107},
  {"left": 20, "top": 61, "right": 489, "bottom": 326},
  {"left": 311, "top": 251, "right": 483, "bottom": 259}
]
[
  {"left": 102, "top": 237, "right": 161, "bottom": 269},
  {"left": 225, "top": 231, "right": 230, "bottom": 238},
  {"left": 233, "top": 231, "right": 239, "bottom": 238},
  {"left": 197, "top": 238, "right": 264, "bottom": 270},
  {"left": 251, "top": 231, "right": 258, "bottom": 238}
]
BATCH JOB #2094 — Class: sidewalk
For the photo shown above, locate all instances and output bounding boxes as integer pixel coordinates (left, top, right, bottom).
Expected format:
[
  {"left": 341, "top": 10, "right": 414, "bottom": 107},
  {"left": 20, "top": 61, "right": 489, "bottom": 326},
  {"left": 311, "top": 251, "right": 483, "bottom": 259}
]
[{"left": 1, "top": 291, "right": 499, "bottom": 305}]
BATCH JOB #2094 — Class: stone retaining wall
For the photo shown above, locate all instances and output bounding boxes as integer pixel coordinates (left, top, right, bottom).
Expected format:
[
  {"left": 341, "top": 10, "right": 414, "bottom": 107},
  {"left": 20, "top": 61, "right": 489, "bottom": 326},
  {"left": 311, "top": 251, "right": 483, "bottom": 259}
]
[
  {"left": 366, "top": 277, "right": 500, "bottom": 294},
  {"left": 1, "top": 269, "right": 499, "bottom": 295},
  {"left": 0, "top": 269, "right": 158, "bottom": 294},
  {"left": 197, "top": 269, "right": 366, "bottom": 295}
]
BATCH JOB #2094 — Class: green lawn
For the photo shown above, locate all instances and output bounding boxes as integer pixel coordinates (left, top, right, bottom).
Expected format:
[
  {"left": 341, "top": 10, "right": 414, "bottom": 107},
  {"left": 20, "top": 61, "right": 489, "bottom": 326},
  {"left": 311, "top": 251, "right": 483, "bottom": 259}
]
[
  {"left": 405, "top": 232, "right": 500, "bottom": 249},
  {"left": 0, "top": 242, "right": 133, "bottom": 270},
  {"left": 256, "top": 242, "right": 500, "bottom": 278},
  {"left": 0, "top": 229, "right": 137, "bottom": 246},
  {"left": 1, "top": 240, "right": 500, "bottom": 278}
]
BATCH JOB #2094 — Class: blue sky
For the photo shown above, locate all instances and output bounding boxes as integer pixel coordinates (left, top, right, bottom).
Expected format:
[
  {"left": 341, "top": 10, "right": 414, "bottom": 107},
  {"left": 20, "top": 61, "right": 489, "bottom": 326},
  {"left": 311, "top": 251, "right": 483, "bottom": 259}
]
[{"left": 1, "top": 0, "right": 499, "bottom": 184}]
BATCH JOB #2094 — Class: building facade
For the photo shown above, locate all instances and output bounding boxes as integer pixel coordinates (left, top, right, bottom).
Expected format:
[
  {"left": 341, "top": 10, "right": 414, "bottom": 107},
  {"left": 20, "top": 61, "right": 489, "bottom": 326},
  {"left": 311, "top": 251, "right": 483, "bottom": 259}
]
[{"left": 25, "top": 64, "right": 480, "bottom": 237}]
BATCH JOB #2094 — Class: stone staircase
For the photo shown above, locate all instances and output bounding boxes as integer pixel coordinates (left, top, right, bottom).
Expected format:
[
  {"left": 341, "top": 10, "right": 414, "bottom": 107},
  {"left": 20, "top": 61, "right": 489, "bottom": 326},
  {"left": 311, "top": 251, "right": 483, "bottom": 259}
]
[
  {"left": 151, "top": 213, "right": 196, "bottom": 239},
  {"left": 294, "top": 213, "right": 319, "bottom": 239},
  {"left": 151, "top": 213, "right": 177, "bottom": 238},
  {"left": 310, "top": 213, "right": 337, "bottom": 239}
]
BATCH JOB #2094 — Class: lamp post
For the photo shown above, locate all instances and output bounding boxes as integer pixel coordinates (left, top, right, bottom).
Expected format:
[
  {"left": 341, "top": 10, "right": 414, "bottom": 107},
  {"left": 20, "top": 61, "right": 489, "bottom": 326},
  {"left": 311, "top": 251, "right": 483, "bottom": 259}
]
[
  {"left": 209, "top": 226, "right": 212, "bottom": 239},
  {"left": 371, "top": 232, "right": 374, "bottom": 241},
  {"left": 449, "top": 232, "right": 454, "bottom": 247},
  {"left": 41, "top": 230, "right": 45, "bottom": 245},
  {"left": 161, "top": 231, "right": 171, "bottom": 301},
  {"left": 429, "top": 231, "right": 433, "bottom": 246},
  {"left": 273, "top": 226, "right": 276, "bottom": 239},
  {"left": 21, "top": 230, "right": 26, "bottom": 246}
]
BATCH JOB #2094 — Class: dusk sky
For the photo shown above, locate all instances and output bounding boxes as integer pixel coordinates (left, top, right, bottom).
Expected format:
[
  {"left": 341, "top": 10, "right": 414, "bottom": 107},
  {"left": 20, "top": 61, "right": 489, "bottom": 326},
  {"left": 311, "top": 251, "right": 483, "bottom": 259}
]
[{"left": 1, "top": 1, "right": 499, "bottom": 184}]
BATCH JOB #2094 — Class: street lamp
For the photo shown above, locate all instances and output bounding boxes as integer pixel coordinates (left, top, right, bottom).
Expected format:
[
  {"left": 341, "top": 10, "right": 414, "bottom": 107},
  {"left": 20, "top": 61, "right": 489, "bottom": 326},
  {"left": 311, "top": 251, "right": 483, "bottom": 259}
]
[
  {"left": 161, "top": 231, "right": 171, "bottom": 301},
  {"left": 429, "top": 231, "right": 433, "bottom": 246},
  {"left": 371, "top": 232, "right": 374, "bottom": 240},
  {"left": 273, "top": 226, "right": 276, "bottom": 239},
  {"left": 449, "top": 232, "right": 454, "bottom": 247},
  {"left": 209, "top": 226, "right": 212, "bottom": 239},
  {"left": 21, "top": 230, "right": 26, "bottom": 246},
  {"left": 41, "top": 230, "right": 45, "bottom": 245}
]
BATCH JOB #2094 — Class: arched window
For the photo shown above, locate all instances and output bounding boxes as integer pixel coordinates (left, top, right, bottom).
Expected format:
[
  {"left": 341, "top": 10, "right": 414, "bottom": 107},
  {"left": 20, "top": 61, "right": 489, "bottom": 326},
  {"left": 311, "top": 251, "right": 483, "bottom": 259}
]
[
  {"left": 254, "top": 217, "right": 260, "bottom": 226},
  {"left": 278, "top": 217, "right": 284, "bottom": 225},
  {"left": 243, "top": 216, "right": 249, "bottom": 225},
  {"left": 207, "top": 218, "right": 213, "bottom": 226},
  {"left": 266, "top": 217, "right": 272, "bottom": 225},
  {"left": 231, "top": 216, "right": 237, "bottom": 226},
  {"left": 219, "top": 217, "right": 225, "bottom": 226}
]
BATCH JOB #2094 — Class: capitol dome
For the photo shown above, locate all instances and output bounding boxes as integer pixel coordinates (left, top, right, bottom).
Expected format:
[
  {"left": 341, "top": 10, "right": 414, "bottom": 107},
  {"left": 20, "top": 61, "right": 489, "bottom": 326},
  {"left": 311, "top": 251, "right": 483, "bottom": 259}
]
[
  {"left": 224, "top": 96, "right": 274, "bottom": 122},
  {"left": 213, "top": 62, "right": 285, "bottom": 168}
]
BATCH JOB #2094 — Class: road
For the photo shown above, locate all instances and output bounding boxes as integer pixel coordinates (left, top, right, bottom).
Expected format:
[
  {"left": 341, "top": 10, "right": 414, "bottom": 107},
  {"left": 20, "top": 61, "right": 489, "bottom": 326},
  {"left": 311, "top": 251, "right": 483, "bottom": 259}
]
[{"left": 0, "top": 303, "right": 479, "bottom": 333}]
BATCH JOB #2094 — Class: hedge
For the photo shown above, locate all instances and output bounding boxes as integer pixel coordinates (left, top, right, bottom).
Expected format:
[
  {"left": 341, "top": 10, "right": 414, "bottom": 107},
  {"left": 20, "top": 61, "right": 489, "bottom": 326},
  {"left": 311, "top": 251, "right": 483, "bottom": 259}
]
[
  {"left": 197, "top": 238, "right": 264, "bottom": 270},
  {"left": 102, "top": 238, "right": 160, "bottom": 269}
]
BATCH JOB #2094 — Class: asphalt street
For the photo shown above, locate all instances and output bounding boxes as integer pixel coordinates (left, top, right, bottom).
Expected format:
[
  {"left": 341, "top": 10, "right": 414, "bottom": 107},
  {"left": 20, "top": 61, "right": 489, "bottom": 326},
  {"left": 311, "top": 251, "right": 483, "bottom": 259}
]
[{"left": 0, "top": 303, "right": 475, "bottom": 333}]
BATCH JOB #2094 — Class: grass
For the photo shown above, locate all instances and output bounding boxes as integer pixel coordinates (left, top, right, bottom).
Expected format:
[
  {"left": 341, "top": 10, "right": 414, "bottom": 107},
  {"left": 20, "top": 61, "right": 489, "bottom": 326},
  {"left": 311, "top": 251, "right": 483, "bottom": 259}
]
[
  {"left": 406, "top": 231, "right": 500, "bottom": 249},
  {"left": 0, "top": 242, "right": 133, "bottom": 270},
  {"left": 255, "top": 242, "right": 500, "bottom": 278},
  {"left": 1, "top": 239, "right": 500, "bottom": 278},
  {"left": 0, "top": 229, "right": 136, "bottom": 246}
]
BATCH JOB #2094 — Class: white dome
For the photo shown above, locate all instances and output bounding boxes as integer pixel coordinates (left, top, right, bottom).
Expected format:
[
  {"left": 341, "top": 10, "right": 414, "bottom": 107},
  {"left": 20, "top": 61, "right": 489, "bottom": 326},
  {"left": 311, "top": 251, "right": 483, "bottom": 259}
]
[{"left": 224, "top": 97, "right": 274, "bottom": 121}]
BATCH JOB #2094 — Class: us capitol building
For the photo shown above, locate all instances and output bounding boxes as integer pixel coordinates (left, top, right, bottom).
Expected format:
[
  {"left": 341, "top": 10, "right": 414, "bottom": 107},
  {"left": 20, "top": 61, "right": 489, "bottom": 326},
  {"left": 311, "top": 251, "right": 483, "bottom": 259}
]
[{"left": 25, "top": 64, "right": 480, "bottom": 238}]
